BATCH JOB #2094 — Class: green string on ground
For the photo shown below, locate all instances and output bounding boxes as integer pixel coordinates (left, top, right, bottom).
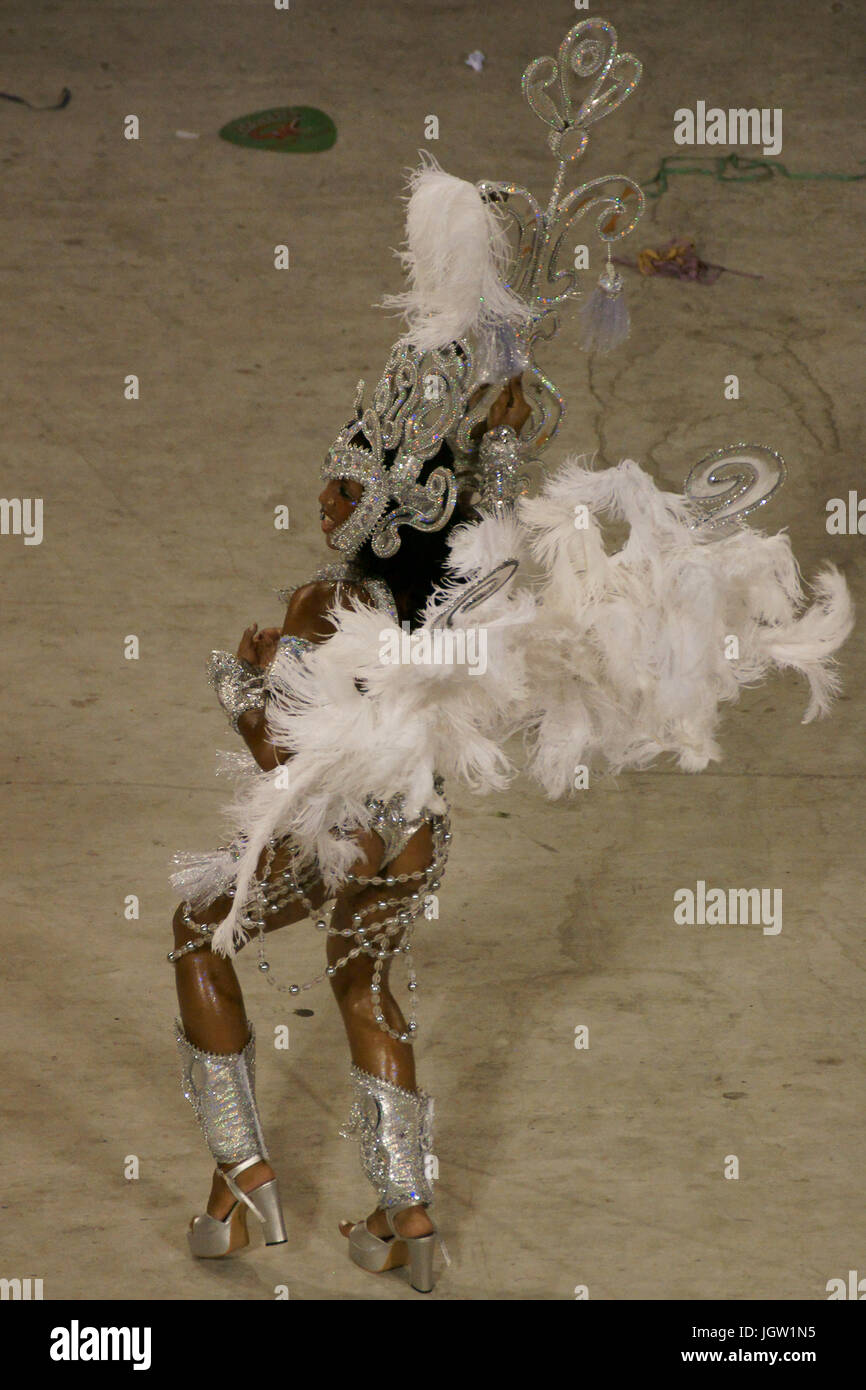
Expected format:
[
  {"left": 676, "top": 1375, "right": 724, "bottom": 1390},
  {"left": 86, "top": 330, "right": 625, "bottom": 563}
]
[{"left": 641, "top": 151, "right": 866, "bottom": 200}]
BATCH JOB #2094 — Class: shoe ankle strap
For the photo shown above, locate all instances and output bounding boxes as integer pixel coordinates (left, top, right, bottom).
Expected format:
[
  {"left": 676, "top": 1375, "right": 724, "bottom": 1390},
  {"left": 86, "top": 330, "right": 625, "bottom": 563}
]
[
  {"left": 225, "top": 1155, "right": 263, "bottom": 1181},
  {"left": 383, "top": 1205, "right": 451, "bottom": 1265},
  {"left": 220, "top": 1155, "right": 268, "bottom": 1225}
]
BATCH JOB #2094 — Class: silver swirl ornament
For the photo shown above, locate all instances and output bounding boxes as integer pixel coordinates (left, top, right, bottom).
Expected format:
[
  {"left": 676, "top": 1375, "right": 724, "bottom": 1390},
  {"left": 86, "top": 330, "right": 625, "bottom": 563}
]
[
  {"left": 522, "top": 18, "right": 642, "bottom": 162},
  {"left": 684, "top": 444, "right": 788, "bottom": 534},
  {"left": 430, "top": 560, "right": 520, "bottom": 630},
  {"left": 462, "top": 15, "right": 646, "bottom": 463},
  {"left": 370, "top": 463, "right": 456, "bottom": 559}
]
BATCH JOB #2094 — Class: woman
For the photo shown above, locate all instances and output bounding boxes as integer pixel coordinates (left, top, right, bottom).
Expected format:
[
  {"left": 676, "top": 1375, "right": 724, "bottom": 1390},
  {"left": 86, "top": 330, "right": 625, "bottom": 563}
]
[
  {"left": 169, "top": 373, "right": 532, "bottom": 1292},
  {"left": 167, "top": 48, "right": 853, "bottom": 1292}
]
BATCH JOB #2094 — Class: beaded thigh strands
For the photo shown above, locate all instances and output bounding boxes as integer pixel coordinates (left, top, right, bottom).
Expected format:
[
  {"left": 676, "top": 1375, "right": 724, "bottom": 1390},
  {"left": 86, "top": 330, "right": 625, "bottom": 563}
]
[
  {"left": 170, "top": 784, "right": 451, "bottom": 1042},
  {"left": 251, "top": 786, "right": 451, "bottom": 1042}
]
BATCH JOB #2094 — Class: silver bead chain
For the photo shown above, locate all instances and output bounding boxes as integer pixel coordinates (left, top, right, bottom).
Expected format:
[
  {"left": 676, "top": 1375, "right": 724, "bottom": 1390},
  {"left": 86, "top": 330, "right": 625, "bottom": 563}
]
[{"left": 169, "top": 808, "right": 452, "bottom": 1041}]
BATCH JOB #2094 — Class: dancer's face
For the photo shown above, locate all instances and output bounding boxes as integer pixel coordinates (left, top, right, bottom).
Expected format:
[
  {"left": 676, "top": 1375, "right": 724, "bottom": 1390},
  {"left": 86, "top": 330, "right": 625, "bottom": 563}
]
[{"left": 318, "top": 478, "right": 363, "bottom": 549}]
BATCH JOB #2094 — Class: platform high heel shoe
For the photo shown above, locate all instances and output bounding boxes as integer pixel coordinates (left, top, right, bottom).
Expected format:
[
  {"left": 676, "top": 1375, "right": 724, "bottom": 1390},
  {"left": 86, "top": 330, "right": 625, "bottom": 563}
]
[
  {"left": 176, "top": 1021, "right": 288, "bottom": 1257},
  {"left": 339, "top": 1066, "right": 450, "bottom": 1293}
]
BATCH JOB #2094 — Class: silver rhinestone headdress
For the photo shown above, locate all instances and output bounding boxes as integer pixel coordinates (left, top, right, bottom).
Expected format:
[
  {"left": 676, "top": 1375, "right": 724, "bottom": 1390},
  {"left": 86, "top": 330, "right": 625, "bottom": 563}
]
[
  {"left": 321, "top": 339, "right": 472, "bottom": 558},
  {"left": 323, "top": 16, "right": 645, "bottom": 554}
]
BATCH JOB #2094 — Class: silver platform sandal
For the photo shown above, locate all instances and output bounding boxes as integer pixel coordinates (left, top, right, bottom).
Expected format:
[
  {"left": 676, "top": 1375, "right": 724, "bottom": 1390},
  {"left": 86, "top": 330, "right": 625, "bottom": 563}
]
[
  {"left": 340, "top": 1065, "right": 450, "bottom": 1293},
  {"left": 176, "top": 1020, "right": 288, "bottom": 1257}
]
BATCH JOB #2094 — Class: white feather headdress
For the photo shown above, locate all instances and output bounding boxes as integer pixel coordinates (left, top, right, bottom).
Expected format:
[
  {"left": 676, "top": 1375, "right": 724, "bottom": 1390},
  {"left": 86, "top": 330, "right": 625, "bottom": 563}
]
[{"left": 379, "top": 152, "right": 532, "bottom": 354}]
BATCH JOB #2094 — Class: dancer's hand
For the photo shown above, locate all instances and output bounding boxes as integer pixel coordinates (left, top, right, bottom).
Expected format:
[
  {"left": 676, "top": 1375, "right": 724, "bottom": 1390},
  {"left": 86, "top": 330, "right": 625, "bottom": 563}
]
[
  {"left": 487, "top": 375, "right": 531, "bottom": 434},
  {"left": 468, "top": 374, "right": 531, "bottom": 441},
  {"left": 237, "top": 623, "right": 281, "bottom": 667}
]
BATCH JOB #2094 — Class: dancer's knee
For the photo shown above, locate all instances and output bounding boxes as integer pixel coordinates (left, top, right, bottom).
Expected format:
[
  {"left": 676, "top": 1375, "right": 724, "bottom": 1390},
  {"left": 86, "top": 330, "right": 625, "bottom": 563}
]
[{"left": 171, "top": 896, "right": 230, "bottom": 948}]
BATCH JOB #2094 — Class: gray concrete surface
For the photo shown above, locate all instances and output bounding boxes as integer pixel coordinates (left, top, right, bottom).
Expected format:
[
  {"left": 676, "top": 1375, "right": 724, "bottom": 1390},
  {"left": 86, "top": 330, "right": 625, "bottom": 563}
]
[{"left": 1, "top": 0, "right": 863, "bottom": 1300}]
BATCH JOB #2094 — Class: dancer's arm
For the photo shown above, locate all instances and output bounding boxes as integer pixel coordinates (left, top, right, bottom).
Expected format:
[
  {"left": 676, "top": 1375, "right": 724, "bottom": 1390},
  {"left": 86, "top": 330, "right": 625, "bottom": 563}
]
[{"left": 235, "top": 581, "right": 370, "bottom": 770}]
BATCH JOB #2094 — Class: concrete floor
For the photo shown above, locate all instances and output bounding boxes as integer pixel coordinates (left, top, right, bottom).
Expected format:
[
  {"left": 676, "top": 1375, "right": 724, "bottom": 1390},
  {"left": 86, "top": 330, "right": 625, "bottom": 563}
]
[{"left": 1, "top": 0, "right": 863, "bottom": 1300}]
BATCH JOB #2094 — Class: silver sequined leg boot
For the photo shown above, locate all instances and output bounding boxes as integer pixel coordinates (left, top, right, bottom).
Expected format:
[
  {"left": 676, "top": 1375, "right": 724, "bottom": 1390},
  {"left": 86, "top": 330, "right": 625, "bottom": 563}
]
[
  {"left": 176, "top": 1020, "right": 288, "bottom": 1256},
  {"left": 340, "top": 1065, "right": 449, "bottom": 1292}
]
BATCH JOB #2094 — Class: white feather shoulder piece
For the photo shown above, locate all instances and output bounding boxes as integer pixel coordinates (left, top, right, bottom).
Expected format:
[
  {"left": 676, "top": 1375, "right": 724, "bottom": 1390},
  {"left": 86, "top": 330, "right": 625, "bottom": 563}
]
[
  {"left": 179, "top": 465, "right": 853, "bottom": 954},
  {"left": 518, "top": 456, "right": 854, "bottom": 791}
]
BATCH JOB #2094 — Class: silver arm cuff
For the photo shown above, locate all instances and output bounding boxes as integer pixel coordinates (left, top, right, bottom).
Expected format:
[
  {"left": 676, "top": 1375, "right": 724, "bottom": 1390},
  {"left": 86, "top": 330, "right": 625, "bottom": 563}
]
[
  {"left": 206, "top": 650, "right": 267, "bottom": 731},
  {"left": 340, "top": 1065, "right": 435, "bottom": 1208},
  {"left": 176, "top": 1021, "right": 269, "bottom": 1166},
  {"left": 478, "top": 425, "right": 529, "bottom": 512}
]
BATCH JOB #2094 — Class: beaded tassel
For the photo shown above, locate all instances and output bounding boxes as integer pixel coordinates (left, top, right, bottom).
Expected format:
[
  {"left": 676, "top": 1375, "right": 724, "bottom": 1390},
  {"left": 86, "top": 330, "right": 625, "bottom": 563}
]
[
  {"left": 251, "top": 795, "right": 451, "bottom": 1041},
  {"left": 579, "top": 250, "right": 631, "bottom": 354}
]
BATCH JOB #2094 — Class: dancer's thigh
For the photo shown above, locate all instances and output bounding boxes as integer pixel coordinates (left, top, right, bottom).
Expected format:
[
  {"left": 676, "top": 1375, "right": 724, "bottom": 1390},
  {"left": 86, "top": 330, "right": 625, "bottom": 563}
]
[
  {"left": 172, "top": 828, "right": 385, "bottom": 941},
  {"left": 326, "top": 822, "right": 435, "bottom": 987},
  {"left": 257, "top": 829, "right": 384, "bottom": 932}
]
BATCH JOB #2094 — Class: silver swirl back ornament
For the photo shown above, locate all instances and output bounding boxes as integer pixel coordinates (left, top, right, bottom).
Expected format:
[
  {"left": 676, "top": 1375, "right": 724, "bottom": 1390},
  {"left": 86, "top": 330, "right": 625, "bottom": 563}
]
[
  {"left": 684, "top": 443, "right": 788, "bottom": 534},
  {"left": 455, "top": 16, "right": 646, "bottom": 473}
]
